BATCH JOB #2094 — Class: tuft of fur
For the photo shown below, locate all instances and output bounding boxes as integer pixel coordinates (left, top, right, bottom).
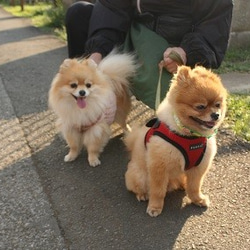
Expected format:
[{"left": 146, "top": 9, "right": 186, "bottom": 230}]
[
  {"left": 124, "top": 65, "right": 227, "bottom": 217},
  {"left": 99, "top": 50, "right": 137, "bottom": 81},
  {"left": 49, "top": 50, "right": 136, "bottom": 167}
]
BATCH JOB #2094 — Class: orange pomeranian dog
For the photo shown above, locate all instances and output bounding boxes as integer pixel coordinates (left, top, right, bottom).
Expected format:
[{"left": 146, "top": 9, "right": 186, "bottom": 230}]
[
  {"left": 124, "top": 65, "right": 227, "bottom": 217},
  {"left": 49, "top": 51, "right": 136, "bottom": 167}
]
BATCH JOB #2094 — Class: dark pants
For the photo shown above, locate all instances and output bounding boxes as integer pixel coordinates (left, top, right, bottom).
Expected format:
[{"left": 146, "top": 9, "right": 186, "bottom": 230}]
[{"left": 65, "top": 1, "right": 94, "bottom": 58}]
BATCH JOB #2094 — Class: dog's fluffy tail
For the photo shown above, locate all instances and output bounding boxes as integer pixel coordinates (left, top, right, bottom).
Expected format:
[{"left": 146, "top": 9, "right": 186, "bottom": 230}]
[{"left": 98, "top": 50, "right": 137, "bottom": 94}]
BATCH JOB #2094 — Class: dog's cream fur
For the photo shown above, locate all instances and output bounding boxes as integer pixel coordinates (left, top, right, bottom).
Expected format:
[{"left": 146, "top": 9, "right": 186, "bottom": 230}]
[
  {"left": 49, "top": 51, "right": 136, "bottom": 167},
  {"left": 124, "top": 65, "right": 227, "bottom": 217}
]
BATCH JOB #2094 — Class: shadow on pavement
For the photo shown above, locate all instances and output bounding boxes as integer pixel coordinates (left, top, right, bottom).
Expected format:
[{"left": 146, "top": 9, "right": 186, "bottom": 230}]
[
  {"left": 30, "top": 132, "right": 206, "bottom": 249},
  {"left": 0, "top": 26, "right": 43, "bottom": 45}
]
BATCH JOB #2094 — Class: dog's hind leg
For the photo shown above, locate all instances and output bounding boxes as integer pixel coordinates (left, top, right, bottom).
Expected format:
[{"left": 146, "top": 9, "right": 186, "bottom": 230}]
[
  {"left": 125, "top": 161, "right": 148, "bottom": 201},
  {"left": 115, "top": 93, "right": 131, "bottom": 132}
]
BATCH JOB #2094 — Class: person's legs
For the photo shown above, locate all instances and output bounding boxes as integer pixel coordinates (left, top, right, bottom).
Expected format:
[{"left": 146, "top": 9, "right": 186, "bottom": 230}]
[{"left": 65, "top": 1, "right": 94, "bottom": 58}]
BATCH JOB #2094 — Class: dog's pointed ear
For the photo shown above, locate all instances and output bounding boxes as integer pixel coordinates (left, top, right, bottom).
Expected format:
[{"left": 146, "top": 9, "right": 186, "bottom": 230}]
[
  {"left": 59, "top": 59, "right": 75, "bottom": 72},
  {"left": 176, "top": 65, "right": 191, "bottom": 85},
  {"left": 61, "top": 59, "right": 73, "bottom": 67}
]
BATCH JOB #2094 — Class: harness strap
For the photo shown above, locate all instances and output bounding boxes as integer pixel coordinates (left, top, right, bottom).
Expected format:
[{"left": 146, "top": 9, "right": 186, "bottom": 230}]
[{"left": 145, "top": 118, "right": 207, "bottom": 170}]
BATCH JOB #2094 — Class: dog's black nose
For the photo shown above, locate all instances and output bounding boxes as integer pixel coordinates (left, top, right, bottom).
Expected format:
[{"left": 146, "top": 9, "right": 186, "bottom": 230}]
[
  {"left": 79, "top": 90, "right": 86, "bottom": 97},
  {"left": 211, "top": 112, "right": 219, "bottom": 121}
]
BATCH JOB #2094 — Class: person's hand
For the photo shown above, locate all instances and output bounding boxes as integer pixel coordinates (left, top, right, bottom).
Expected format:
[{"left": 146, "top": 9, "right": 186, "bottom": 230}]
[
  {"left": 163, "top": 47, "right": 187, "bottom": 73},
  {"left": 89, "top": 52, "right": 102, "bottom": 64}
]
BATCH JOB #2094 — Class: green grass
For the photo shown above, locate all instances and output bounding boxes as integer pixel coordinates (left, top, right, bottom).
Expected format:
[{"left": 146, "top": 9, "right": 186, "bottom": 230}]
[
  {"left": 1, "top": 2, "right": 66, "bottom": 40},
  {"left": 226, "top": 94, "right": 250, "bottom": 141},
  {"left": 1, "top": 1, "right": 250, "bottom": 142},
  {"left": 3, "top": 2, "right": 50, "bottom": 17},
  {"left": 216, "top": 47, "right": 250, "bottom": 74}
]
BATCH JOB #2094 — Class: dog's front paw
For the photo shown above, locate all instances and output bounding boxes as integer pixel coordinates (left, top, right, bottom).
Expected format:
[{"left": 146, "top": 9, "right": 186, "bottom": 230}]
[
  {"left": 88, "top": 157, "right": 101, "bottom": 167},
  {"left": 64, "top": 152, "right": 78, "bottom": 162},
  {"left": 190, "top": 194, "right": 210, "bottom": 207},
  {"left": 146, "top": 206, "right": 163, "bottom": 217}
]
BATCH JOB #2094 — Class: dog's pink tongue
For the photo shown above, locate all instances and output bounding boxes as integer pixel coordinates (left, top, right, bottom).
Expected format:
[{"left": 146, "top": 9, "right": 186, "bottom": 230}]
[
  {"left": 205, "top": 121, "right": 215, "bottom": 128},
  {"left": 77, "top": 97, "right": 86, "bottom": 109}
]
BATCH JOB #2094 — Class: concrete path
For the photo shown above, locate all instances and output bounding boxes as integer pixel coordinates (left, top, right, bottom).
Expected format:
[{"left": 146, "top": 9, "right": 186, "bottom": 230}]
[
  {"left": 220, "top": 72, "right": 250, "bottom": 93},
  {"left": 0, "top": 7, "right": 250, "bottom": 250}
]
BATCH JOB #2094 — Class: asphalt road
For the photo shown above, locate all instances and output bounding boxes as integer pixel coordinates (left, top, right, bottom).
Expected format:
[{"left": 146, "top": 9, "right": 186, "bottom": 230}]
[{"left": 0, "top": 7, "right": 250, "bottom": 250}]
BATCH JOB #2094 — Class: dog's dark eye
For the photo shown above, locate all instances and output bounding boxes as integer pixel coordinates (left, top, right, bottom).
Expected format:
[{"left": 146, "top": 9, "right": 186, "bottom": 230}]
[
  {"left": 196, "top": 105, "right": 206, "bottom": 110},
  {"left": 215, "top": 103, "right": 221, "bottom": 108},
  {"left": 70, "top": 83, "right": 77, "bottom": 88},
  {"left": 86, "top": 83, "right": 91, "bottom": 88}
]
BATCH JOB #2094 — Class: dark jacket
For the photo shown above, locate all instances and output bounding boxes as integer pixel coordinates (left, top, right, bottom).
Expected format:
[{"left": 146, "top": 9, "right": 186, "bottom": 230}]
[{"left": 85, "top": 0, "right": 233, "bottom": 68}]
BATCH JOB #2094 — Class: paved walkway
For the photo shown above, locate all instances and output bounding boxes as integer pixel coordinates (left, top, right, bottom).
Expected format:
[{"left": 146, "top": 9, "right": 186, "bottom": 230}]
[
  {"left": 220, "top": 72, "right": 250, "bottom": 93},
  {"left": 0, "top": 7, "right": 250, "bottom": 250}
]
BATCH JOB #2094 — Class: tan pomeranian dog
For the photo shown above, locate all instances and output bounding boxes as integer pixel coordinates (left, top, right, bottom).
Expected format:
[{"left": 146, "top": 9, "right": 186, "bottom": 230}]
[
  {"left": 49, "top": 51, "right": 136, "bottom": 167},
  {"left": 124, "top": 65, "right": 227, "bottom": 217}
]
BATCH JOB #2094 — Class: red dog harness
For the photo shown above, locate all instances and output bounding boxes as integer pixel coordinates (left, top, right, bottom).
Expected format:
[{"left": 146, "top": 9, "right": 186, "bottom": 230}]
[{"left": 144, "top": 119, "right": 207, "bottom": 170}]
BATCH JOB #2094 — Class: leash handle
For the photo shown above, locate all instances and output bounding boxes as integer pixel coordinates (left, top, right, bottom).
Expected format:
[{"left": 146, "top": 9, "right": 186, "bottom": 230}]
[{"left": 168, "top": 50, "right": 184, "bottom": 65}]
